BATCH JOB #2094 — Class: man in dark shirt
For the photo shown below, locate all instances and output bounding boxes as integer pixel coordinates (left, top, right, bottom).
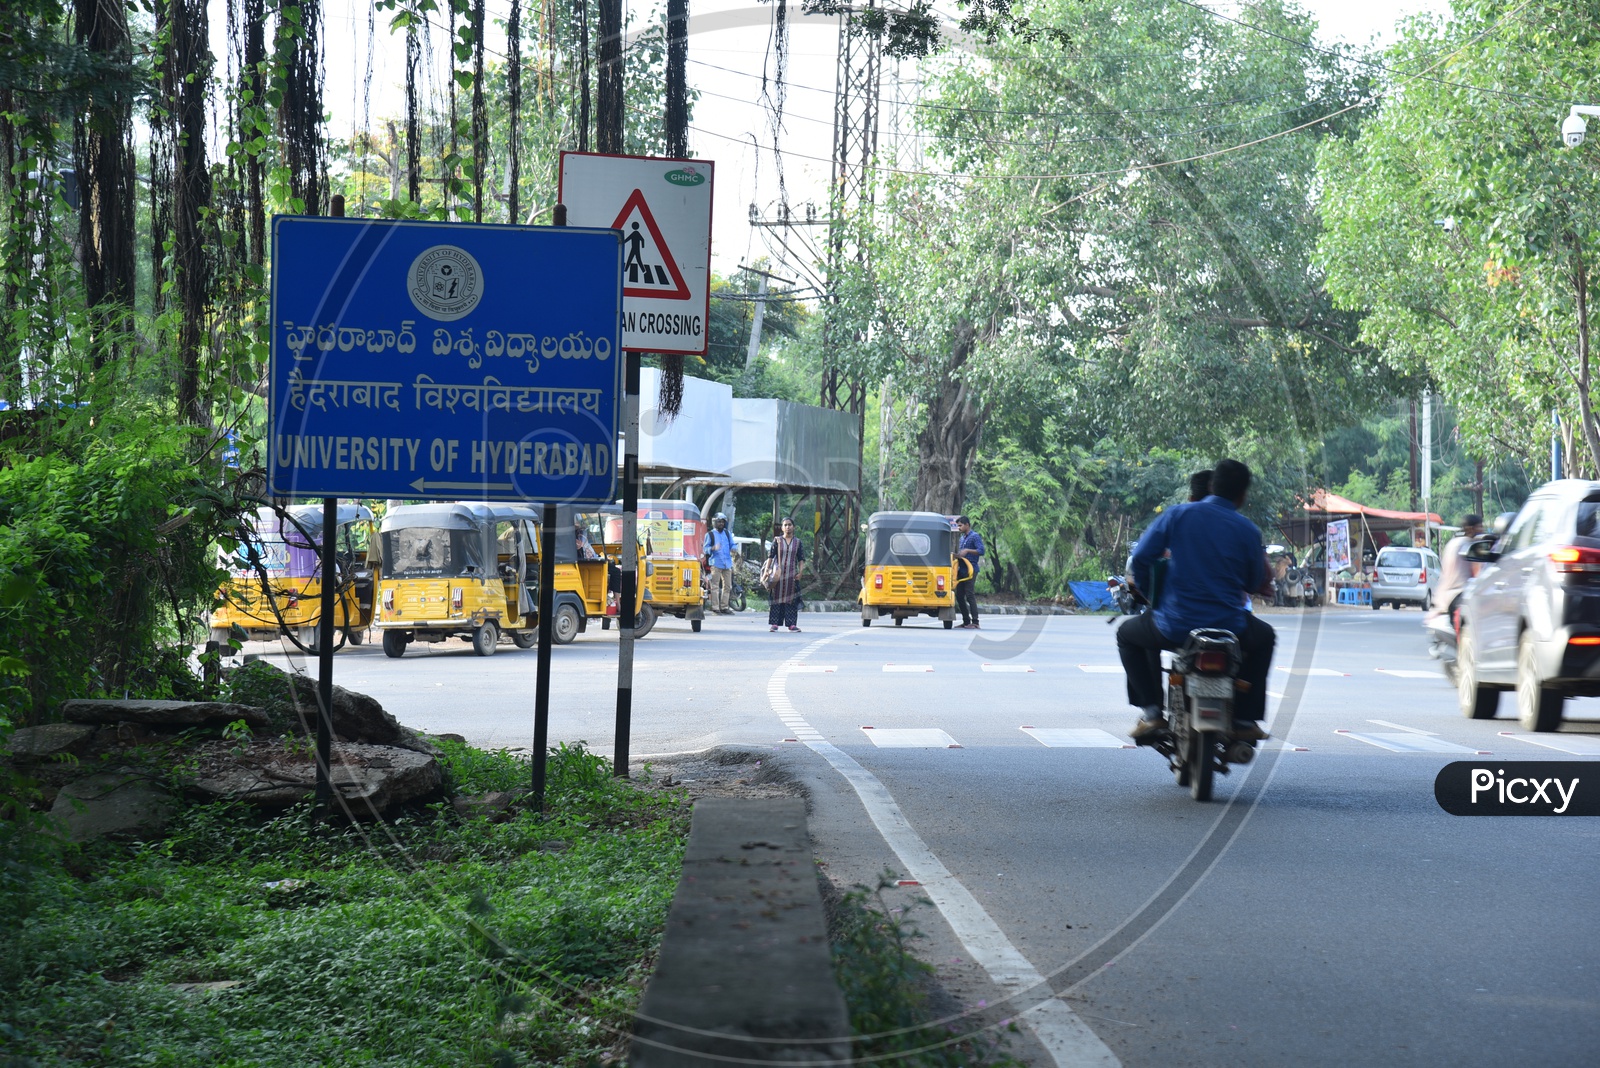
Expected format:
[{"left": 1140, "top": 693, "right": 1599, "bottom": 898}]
[
  {"left": 954, "top": 515, "right": 985, "bottom": 629},
  {"left": 1118, "top": 459, "right": 1275, "bottom": 741}
]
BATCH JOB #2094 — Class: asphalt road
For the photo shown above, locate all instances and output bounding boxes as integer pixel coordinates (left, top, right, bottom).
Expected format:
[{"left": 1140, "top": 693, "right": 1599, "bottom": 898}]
[{"left": 253, "top": 606, "right": 1600, "bottom": 1067}]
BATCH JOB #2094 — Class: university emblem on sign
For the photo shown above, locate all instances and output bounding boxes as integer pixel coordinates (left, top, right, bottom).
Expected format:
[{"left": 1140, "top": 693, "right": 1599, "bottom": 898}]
[{"left": 408, "top": 244, "right": 483, "bottom": 321}]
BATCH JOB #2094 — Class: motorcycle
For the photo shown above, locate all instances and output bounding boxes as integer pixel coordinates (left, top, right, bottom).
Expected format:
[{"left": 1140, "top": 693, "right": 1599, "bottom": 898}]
[
  {"left": 1135, "top": 628, "right": 1260, "bottom": 801},
  {"left": 1423, "top": 595, "right": 1461, "bottom": 684},
  {"left": 1105, "top": 574, "right": 1145, "bottom": 621}
]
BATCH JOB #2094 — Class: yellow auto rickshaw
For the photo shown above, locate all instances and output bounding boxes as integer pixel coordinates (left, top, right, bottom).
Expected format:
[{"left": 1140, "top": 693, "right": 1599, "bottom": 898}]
[
  {"left": 374, "top": 502, "right": 552, "bottom": 657},
  {"left": 570, "top": 505, "right": 646, "bottom": 637},
  {"left": 859, "top": 510, "right": 959, "bottom": 629},
  {"left": 210, "top": 504, "right": 377, "bottom": 649},
  {"left": 602, "top": 499, "right": 706, "bottom": 633}
]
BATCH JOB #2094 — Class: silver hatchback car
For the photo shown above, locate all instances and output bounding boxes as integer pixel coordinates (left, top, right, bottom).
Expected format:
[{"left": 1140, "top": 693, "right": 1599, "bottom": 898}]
[{"left": 1370, "top": 545, "right": 1442, "bottom": 610}]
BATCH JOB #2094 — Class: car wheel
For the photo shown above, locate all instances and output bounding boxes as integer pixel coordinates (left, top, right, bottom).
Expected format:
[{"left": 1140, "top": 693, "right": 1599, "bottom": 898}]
[
  {"left": 1371, "top": 599, "right": 1380, "bottom": 611},
  {"left": 1422, "top": 592, "right": 1432, "bottom": 613},
  {"left": 552, "top": 604, "right": 581, "bottom": 645},
  {"left": 1457, "top": 624, "right": 1499, "bottom": 719},
  {"left": 472, "top": 621, "right": 499, "bottom": 657},
  {"left": 1516, "top": 632, "right": 1564, "bottom": 732},
  {"left": 381, "top": 629, "right": 408, "bottom": 659}
]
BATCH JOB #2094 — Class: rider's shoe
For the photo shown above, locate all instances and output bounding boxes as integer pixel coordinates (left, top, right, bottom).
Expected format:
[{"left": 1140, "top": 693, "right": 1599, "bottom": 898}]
[
  {"left": 1230, "top": 721, "right": 1268, "bottom": 742},
  {"left": 1130, "top": 716, "right": 1169, "bottom": 740}
]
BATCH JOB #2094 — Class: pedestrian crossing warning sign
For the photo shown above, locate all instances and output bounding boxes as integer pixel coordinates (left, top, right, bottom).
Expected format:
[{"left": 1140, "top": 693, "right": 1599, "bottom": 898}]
[
  {"left": 612, "top": 189, "right": 690, "bottom": 299},
  {"left": 559, "top": 151, "right": 713, "bottom": 356}
]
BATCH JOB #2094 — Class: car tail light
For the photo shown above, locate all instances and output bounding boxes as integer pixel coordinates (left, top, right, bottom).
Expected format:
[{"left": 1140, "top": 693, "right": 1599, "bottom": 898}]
[
  {"left": 936, "top": 575, "right": 946, "bottom": 592},
  {"left": 1417, "top": 568, "right": 1427, "bottom": 585},
  {"left": 1569, "top": 635, "right": 1600, "bottom": 646},
  {"left": 683, "top": 568, "right": 693, "bottom": 588},
  {"left": 873, "top": 573, "right": 884, "bottom": 590},
  {"left": 451, "top": 587, "right": 464, "bottom": 611},
  {"left": 1549, "top": 546, "right": 1600, "bottom": 572},
  {"left": 382, "top": 588, "right": 394, "bottom": 611},
  {"left": 1193, "top": 650, "right": 1229, "bottom": 674}
]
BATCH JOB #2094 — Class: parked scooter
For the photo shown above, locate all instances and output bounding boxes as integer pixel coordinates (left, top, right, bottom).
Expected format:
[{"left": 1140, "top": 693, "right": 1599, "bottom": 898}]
[
  {"left": 1106, "top": 573, "right": 1144, "bottom": 618},
  {"left": 1134, "top": 629, "right": 1260, "bottom": 801}
]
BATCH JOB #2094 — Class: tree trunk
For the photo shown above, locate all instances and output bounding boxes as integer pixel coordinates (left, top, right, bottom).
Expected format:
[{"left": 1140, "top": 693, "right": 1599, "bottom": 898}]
[
  {"left": 0, "top": 87, "right": 21, "bottom": 396},
  {"left": 276, "top": 0, "right": 325, "bottom": 215},
  {"left": 506, "top": 0, "right": 520, "bottom": 223},
  {"left": 665, "top": 0, "right": 687, "bottom": 157},
  {"left": 167, "top": 0, "right": 212, "bottom": 424},
  {"left": 912, "top": 324, "right": 985, "bottom": 515},
  {"left": 243, "top": 0, "right": 266, "bottom": 265},
  {"left": 74, "top": 0, "right": 138, "bottom": 368},
  {"left": 596, "top": 0, "right": 622, "bottom": 152},
  {"left": 471, "top": 0, "right": 486, "bottom": 222},
  {"left": 405, "top": 22, "right": 420, "bottom": 203}
]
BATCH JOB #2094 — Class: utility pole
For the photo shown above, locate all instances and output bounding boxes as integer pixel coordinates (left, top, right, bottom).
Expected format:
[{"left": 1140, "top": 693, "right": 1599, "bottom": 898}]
[
  {"left": 1421, "top": 391, "right": 1433, "bottom": 520},
  {"left": 1474, "top": 458, "right": 1484, "bottom": 516},
  {"left": 1409, "top": 398, "right": 1419, "bottom": 513},
  {"left": 738, "top": 264, "right": 794, "bottom": 374}
]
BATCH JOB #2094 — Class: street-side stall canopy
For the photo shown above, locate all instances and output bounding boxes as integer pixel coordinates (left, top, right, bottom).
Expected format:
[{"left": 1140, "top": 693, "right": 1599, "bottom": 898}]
[{"left": 1282, "top": 489, "right": 1446, "bottom": 576}]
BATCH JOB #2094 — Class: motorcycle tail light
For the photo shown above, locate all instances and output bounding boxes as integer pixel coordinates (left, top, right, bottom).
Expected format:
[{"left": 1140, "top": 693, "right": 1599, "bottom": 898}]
[
  {"left": 382, "top": 588, "right": 394, "bottom": 612},
  {"left": 874, "top": 573, "right": 884, "bottom": 590},
  {"left": 1193, "top": 650, "right": 1229, "bottom": 674},
  {"left": 936, "top": 575, "right": 946, "bottom": 591},
  {"left": 1417, "top": 568, "right": 1427, "bottom": 585},
  {"left": 451, "top": 587, "right": 464, "bottom": 611},
  {"left": 1550, "top": 546, "right": 1600, "bottom": 572}
]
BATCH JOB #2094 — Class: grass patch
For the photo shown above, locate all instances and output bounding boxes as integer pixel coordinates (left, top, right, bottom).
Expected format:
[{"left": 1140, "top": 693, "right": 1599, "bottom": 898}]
[
  {"left": 831, "top": 874, "right": 1028, "bottom": 1068},
  {"left": 0, "top": 743, "right": 686, "bottom": 1068}
]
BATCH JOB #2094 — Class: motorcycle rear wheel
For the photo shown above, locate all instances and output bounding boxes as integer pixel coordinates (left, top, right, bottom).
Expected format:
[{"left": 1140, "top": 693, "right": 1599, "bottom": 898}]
[{"left": 1190, "top": 733, "right": 1216, "bottom": 802}]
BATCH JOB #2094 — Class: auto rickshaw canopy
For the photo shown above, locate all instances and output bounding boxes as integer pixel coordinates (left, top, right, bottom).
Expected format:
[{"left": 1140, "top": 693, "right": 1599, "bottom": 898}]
[
  {"left": 378, "top": 502, "right": 550, "bottom": 579},
  {"left": 865, "top": 511, "right": 956, "bottom": 567},
  {"left": 262, "top": 503, "right": 374, "bottom": 548}
]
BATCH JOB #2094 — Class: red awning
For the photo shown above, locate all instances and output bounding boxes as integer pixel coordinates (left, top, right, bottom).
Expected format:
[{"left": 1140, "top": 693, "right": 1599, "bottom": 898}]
[{"left": 1303, "top": 489, "right": 1442, "bottom": 526}]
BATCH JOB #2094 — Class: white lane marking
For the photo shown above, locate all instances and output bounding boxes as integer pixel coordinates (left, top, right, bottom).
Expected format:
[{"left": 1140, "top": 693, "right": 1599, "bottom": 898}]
[
  {"left": 1367, "top": 719, "right": 1436, "bottom": 735},
  {"left": 1376, "top": 668, "right": 1444, "bottom": 679},
  {"left": 770, "top": 635, "right": 1118, "bottom": 1068},
  {"left": 1499, "top": 732, "right": 1600, "bottom": 756},
  {"left": 862, "top": 727, "right": 963, "bottom": 749},
  {"left": 883, "top": 664, "right": 934, "bottom": 672},
  {"left": 788, "top": 664, "right": 837, "bottom": 673},
  {"left": 1078, "top": 664, "right": 1123, "bottom": 673},
  {"left": 1022, "top": 727, "right": 1134, "bottom": 749},
  {"left": 1275, "top": 667, "right": 1350, "bottom": 677},
  {"left": 1267, "top": 691, "right": 1286, "bottom": 699},
  {"left": 983, "top": 663, "right": 1036, "bottom": 673},
  {"left": 1337, "top": 731, "right": 1488, "bottom": 754}
]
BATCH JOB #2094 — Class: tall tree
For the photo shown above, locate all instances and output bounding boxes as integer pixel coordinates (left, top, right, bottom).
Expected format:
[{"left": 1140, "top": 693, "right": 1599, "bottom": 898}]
[
  {"left": 1318, "top": 0, "right": 1600, "bottom": 477},
  {"left": 73, "top": 0, "right": 137, "bottom": 367},
  {"left": 275, "top": 0, "right": 325, "bottom": 215},
  {"left": 166, "top": 0, "right": 213, "bottom": 423}
]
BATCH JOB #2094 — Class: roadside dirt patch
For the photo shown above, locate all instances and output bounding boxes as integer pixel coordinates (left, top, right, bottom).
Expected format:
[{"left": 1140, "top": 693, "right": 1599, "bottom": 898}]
[{"left": 630, "top": 747, "right": 806, "bottom": 805}]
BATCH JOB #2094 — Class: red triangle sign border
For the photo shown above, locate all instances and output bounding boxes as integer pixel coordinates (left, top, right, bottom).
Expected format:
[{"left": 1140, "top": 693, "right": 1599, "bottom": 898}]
[{"left": 610, "top": 188, "right": 692, "bottom": 300}]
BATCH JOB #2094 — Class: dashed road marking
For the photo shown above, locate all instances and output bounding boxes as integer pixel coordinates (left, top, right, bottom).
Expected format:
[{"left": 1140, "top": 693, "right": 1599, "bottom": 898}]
[
  {"left": 1276, "top": 667, "right": 1351, "bottom": 677},
  {"left": 1375, "top": 668, "right": 1445, "bottom": 679},
  {"left": 1367, "top": 719, "right": 1435, "bottom": 735},
  {"left": 983, "top": 663, "right": 1036, "bottom": 673},
  {"left": 861, "top": 727, "right": 962, "bottom": 748},
  {"left": 1336, "top": 730, "right": 1489, "bottom": 754},
  {"left": 1499, "top": 732, "right": 1600, "bottom": 756},
  {"left": 1021, "top": 727, "right": 1134, "bottom": 749},
  {"left": 883, "top": 663, "right": 935, "bottom": 672},
  {"left": 788, "top": 664, "right": 837, "bottom": 673},
  {"left": 1078, "top": 664, "right": 1123, "bottom": 673}
]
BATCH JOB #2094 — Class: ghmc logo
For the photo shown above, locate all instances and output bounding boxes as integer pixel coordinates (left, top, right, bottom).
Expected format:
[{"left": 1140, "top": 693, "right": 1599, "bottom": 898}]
[
  {"left": 663, "top": 167, "right": 706, "bottom": 187},
  {"left": 408, "top": 245, "right": 483, "bottom": 322}
]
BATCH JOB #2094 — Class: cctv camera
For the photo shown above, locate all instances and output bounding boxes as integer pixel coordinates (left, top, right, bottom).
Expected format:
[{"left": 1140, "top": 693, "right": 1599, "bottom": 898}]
[{"left": 1563, "top": 111, "right": 1587, "bottom": 148}]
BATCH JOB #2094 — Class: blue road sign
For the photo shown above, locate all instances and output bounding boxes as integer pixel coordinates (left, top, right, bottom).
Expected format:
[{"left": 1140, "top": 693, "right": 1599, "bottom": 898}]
[{"left": 268, "top": 216, "right": 622, "bottom": 503}]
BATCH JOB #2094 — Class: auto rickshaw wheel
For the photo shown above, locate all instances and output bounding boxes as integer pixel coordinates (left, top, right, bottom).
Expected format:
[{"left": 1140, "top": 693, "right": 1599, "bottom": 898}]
[
  {"left": 472, "top": 621, "right": 499, "bottom": 657},
  {"left": 382, "top": 630, "right": 408, "bottom": 658},
  {"left": 690, "top": 618, "right": 702, "bottom": 633},
  {"left": 634, "top": 604, "right": 657, "bottom": 638},
  {"left": 511, "top": 631, "right": 538, "bottom": 649},
  {"left": 601, "top": 617, "right": 611, "bottom": 630},
  {"left": 894, "top": 616, "right": 904, "bottom": 627},
  {"left": 553, "top": 604, "right": 581, "bottom": 645},
  {"left": 944, "top": 619, "right": 954, "bottom": 630},
  {"left": 345, "top": 627, "right": 365, "bottom": 646},
  {"left": 862, "top": 618, "right": 871, "bottom": 627}
]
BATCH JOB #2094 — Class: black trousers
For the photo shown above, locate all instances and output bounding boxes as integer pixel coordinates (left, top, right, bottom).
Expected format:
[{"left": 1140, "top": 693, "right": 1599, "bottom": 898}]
[
  {"left": 768, "top": 598, "right": 799, "bottom": 627},
  {"left": 1116, "top": 611, "right": 1275, "bottom": 721},
  {"left": 955, "top": 577, "right": 980, "bottom": 625}
]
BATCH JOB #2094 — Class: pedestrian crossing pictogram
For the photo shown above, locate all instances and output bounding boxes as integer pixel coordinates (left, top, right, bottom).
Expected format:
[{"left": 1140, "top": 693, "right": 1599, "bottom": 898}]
[{"left": 609, "top": 189, "right": 691, "bottom": 300}]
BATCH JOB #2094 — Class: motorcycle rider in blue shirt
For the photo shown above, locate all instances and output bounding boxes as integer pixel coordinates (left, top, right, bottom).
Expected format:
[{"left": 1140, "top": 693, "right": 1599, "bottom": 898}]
[{"left": 1118, "top": 459, "right": 1275, "bottom": 741}]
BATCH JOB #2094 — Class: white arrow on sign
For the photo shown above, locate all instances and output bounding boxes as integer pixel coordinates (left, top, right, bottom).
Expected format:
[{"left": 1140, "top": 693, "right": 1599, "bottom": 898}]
[{"left": 409, "top": 478, "right": 515, "bottom": 493}]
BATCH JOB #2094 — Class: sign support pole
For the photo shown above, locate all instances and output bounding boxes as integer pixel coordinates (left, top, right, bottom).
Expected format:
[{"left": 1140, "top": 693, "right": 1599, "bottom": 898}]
[
  {"left": 532, "top": 505, "right": 557, "bottom": 812},
  {"left": 615, "top": 350, "right": 640, "bottom": 778},
  {"left": 314, "top": 193, "right": 346, "bottom": 815}
]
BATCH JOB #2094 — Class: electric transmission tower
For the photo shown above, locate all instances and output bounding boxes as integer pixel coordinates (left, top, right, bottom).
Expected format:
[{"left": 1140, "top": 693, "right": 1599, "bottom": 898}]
[{"left": 817, "top": 1, "right": 882, "bottom": 579}]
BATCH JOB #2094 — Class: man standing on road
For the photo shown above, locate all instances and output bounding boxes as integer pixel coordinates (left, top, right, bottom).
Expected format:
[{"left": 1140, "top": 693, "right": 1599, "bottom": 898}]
[
  {"left": 702, "top": 513, "right": 736, "bottom": 615},
  {"left": 1428, "top": 513, "right": 1484, "bottom": 623},
  {"left": 954, "top": 515, "right": 985, "bottom": 630},
  {"left": 1117, "top": 459, "right": 1275, "bottom": 741}
]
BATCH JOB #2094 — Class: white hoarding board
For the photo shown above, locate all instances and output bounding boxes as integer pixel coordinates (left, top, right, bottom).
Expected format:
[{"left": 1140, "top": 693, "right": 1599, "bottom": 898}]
[{"left": 558, "top": 152, "right": 713, "bottom": 355}]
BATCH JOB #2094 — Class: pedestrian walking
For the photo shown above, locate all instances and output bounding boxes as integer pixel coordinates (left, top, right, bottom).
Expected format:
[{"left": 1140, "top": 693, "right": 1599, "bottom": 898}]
[
  {"left": 702, "top": 513, "right": 736, "bottom": 614},
  {"left": 764, "top": 516, "right": 806, "bottom": 632},
  {"left": 954, "top": 515, "right": 984, "bottom": 629}
]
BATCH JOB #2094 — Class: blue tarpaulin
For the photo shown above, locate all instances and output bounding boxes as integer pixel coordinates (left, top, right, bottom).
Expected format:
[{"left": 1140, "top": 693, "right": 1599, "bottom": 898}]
[{"left": 1069, "top": 580, "right": 1115, "bottom": 610}]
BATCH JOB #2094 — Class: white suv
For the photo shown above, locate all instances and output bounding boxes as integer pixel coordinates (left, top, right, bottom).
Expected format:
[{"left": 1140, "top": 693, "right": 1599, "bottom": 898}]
[{"left": 1371, "top": 546, "right": 1442, "bottom": 610}]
